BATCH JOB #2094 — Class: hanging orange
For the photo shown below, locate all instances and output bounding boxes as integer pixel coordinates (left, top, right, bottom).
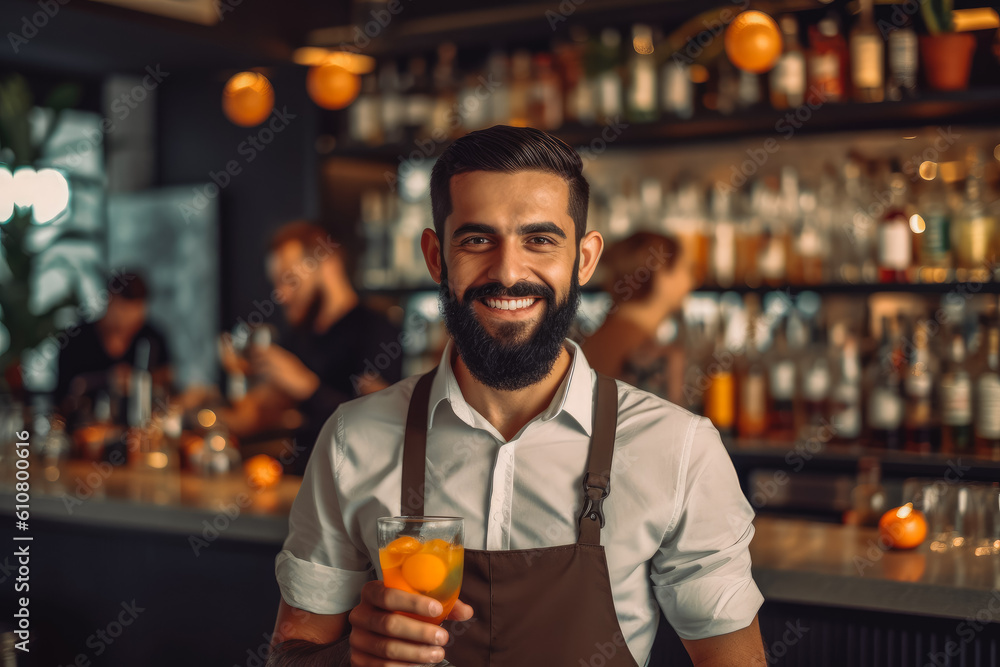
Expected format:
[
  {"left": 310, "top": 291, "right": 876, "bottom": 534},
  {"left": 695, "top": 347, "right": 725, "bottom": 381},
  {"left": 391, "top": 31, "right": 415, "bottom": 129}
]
[
  {"left": 222, "top": 72, "right": 275, "bottom": 127},
  {"left": 725, "top": 10, "right": 783, "bottom": 73},
  {"left": 307, "top": 63, "right": 361, "bottom": 110}
]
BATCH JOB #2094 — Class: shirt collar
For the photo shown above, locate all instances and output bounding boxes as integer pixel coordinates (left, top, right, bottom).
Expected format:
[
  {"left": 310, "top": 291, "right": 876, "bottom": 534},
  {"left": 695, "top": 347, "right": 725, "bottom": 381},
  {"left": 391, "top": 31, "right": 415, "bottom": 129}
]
[{"left": 427, "top": 338, "right": 595, "bottom": 437}]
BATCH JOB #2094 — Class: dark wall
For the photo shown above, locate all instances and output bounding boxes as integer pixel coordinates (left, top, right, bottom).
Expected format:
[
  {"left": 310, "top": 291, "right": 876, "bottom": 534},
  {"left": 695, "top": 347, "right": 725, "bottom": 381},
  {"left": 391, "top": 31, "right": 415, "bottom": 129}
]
[{"left": 157, "top": 65, "right": 319, "bottom": 333}]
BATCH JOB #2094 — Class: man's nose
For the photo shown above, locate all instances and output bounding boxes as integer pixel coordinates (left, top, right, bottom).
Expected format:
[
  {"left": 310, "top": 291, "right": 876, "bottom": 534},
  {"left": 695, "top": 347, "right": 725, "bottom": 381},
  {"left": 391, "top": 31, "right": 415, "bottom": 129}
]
[{"left": 486, "top": 242, "right": 532, "bottom": 287}]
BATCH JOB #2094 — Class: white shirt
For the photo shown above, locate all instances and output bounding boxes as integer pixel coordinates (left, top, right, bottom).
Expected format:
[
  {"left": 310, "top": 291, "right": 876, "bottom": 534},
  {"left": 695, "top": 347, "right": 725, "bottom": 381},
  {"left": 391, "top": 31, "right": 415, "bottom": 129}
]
[{"left": 275, "top": 339, "right": 764, "bottom": 665}]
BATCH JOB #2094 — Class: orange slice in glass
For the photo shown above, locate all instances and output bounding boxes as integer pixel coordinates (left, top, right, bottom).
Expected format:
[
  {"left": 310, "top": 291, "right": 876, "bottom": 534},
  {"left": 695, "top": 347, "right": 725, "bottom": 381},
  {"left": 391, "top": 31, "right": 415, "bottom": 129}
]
[{"left": 401, "top": 553, "right": 448, "bottom": 592}]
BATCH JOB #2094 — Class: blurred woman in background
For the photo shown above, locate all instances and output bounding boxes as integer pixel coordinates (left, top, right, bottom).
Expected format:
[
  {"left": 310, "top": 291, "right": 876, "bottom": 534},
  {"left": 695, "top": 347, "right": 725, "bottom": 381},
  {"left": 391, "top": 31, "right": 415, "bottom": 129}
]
[{"left": 583, "top": 231, "right": 694, "bottom": 404}]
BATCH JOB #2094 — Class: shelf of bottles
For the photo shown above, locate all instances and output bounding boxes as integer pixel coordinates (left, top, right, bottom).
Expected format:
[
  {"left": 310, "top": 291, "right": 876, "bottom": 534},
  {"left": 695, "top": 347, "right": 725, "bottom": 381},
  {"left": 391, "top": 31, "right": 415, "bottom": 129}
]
[{"left": 331, "top": 2, "right": 1000, "bottom": 157}]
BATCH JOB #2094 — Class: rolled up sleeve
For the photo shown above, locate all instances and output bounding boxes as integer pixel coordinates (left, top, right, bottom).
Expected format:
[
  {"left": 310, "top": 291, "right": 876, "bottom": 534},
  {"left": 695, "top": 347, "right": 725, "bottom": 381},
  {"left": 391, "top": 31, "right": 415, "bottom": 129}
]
[
  {"left": 275, "top": 410, "right": 373, "bottom": 615},
  {"left": 651, "top": 416, "right": 764, "bottom": 640}
]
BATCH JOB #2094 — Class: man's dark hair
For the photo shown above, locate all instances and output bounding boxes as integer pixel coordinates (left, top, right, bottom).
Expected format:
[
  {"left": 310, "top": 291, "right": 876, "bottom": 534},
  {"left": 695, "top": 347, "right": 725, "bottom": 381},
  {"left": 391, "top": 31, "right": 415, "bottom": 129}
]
[
  {"left": 429, "top": 125, "right": 590, "bottom": 243},
  {"left": 109, "top": 271, "right": 148, "bottom": 301},
  {"left": 268, "top": 221, "right": 341, "bottom": 258}
]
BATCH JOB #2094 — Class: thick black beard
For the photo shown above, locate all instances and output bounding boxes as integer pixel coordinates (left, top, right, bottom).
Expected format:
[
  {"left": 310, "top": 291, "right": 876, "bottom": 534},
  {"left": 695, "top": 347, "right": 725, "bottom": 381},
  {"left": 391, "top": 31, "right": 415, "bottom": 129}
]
[{"left": 439, "top": 260, "right": 581, "bottom": 392}]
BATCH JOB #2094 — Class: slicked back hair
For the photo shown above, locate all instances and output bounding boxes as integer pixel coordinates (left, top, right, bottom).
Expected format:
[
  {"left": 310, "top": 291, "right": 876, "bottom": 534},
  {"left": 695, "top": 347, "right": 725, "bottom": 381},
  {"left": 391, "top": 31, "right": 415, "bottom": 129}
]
[{"left": 429, "top": 125, "right": 589, "bottom": 244}]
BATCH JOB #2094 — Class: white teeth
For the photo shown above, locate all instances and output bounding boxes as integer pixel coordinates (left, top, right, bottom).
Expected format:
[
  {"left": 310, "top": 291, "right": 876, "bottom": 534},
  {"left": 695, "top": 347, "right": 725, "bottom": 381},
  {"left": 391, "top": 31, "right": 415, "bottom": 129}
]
[{"left": 485, "top": 298, "right": 536, "bottom": 311}]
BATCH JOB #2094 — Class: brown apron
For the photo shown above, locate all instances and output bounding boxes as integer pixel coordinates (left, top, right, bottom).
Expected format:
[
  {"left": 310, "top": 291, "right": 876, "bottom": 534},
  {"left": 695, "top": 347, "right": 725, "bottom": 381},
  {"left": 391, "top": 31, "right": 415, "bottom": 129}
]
[{"left": 400, "top": 367, "right": 644, "bottom": 667}]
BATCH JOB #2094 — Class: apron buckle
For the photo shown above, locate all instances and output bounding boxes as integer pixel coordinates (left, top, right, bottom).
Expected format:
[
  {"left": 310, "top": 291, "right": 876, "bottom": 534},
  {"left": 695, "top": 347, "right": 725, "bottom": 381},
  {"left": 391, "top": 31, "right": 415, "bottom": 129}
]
[{"left": 579, "top": 472, "right": 610, "bottom": 528}]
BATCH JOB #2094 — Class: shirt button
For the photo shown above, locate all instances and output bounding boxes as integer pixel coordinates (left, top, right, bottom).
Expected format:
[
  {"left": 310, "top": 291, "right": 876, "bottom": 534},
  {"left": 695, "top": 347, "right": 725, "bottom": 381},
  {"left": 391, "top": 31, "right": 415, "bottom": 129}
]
[{"left": 492, "top": 512, "right": 503, "bottom": 522}]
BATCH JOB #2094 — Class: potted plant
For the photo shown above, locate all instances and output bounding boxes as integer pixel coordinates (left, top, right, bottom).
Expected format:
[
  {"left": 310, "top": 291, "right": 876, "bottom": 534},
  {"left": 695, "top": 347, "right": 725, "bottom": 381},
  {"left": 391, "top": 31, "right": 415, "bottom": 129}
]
[{"left": 919, "top": 0, "right": 977, "bottom": 90}]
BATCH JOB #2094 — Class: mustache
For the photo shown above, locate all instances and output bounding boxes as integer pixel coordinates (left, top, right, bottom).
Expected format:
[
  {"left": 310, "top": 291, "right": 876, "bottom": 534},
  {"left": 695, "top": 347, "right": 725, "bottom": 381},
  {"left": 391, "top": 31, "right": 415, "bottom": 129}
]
[{"left": 456, "top": 281, "right": 556, "bottom": 304}]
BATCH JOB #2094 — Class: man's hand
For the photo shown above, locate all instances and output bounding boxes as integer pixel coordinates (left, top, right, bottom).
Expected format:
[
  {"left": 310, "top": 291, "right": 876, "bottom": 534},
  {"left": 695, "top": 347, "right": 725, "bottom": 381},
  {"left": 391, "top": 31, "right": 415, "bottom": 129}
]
[
  {"left": 218, "top": 333, "right": 251, "bottom": 376},
  {"left": 250, "top": 344, "right": 320, "bottom": 401},
  {"left": 347, "top": 580, "right": 474, "bottom": 666}
]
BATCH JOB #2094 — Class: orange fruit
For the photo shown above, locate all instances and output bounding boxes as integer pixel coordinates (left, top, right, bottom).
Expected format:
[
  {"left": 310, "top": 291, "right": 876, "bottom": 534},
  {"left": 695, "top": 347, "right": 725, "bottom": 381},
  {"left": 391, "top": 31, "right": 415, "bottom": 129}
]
[
  {"left": 725, "top": 11, "right": 782, "bottom": 74},
  {"left": 878, "top": 504, "right": 928, "bottom": 550},
  {"left": 401, "top": 553, "right": 448, "bottom": 592},
  {"left": 386, "top": 536, "right": 422, "bottom": 555}
]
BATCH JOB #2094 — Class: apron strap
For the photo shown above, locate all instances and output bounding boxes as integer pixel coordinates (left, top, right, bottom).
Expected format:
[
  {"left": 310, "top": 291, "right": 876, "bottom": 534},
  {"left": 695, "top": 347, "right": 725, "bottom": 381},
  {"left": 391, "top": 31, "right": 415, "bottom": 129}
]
[
  {"left": 401, "top": 367, "right": 437, "bottom": 516},
  {"left": 577, "top": 373, "right": 620, "bottom": 546},
  {"left": 400, "top": 366, "right": 620, "bottom": 545}
]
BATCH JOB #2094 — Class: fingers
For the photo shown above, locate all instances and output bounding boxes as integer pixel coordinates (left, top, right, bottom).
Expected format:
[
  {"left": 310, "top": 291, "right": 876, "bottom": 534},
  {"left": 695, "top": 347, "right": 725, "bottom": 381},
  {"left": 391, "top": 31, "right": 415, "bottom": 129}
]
[
  {"left": 447, "top": 599, "right": 474, "bottom": 622},
  {"left": 349, "top": 583, "right": 450, "bottom": 666},
  {"left": 349, "top": 627, "right": 445, "bottom": 666}
]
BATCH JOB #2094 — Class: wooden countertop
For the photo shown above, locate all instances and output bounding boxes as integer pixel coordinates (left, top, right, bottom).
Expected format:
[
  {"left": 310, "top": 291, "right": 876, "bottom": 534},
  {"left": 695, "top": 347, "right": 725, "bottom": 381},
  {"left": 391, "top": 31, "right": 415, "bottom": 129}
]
[
  {"left": 751, "top": 516, "right": 1000, "bottom": 620},
  {"left": 1, "top": 460, "right": 996, "bottom": 619},
  {"left": 0, "top": 459, "right": 300, "bottom": 543}
]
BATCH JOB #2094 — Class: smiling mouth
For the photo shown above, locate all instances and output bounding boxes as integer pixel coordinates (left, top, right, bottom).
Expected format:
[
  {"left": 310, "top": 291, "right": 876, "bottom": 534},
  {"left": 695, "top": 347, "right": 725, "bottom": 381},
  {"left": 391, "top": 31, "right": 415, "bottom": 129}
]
[{"left": 480, "top": 297, "right": 539, "bottom": 312}]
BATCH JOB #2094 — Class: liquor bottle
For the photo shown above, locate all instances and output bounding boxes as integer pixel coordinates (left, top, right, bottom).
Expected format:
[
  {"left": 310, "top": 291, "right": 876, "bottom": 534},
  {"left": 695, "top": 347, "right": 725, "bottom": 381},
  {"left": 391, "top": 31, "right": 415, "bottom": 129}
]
[
  {"left": 846, "top": 456, "right": 887, "bottom": 526},
  {"left": 430, "top": 43, "right": 459, "bottom": 140},
  {"left": 886, "top": 14, "right": 918, "bottom": 100},
  {"left": 402, "top": 57, "right": 433, "bottom": 141},
  {"left": 767, "top": 318, "right": 797, "bottom": 441},
  {"left": 941, "top": 332, "right": 974, "bottom": 454},
  {"left": 597, "top": 29, "right": 624, "bottom": 123},
  {"left": 378, "top": 60, "right": 405, "bottom": 144},
  {"left": 800, "top": 318, "right": 832, "bottom": 442},
  {"left": 348, "top": 74, "right": 381, "bottom": 146},
  {"left": 770, "top": 15, "right": 807, "bottom": 109},
  {"left": 705, "top": 324, "right": 736, "bottom": 438},
  {"left": 529, "top": 53, "right": 564, "bottom": 130},
  {"left": 877, "top": 162, "right": 912, "bottom": 283},
  {"left": 850, "top": 0, "right": 885, "bottom": 103},
  {"left": 626, "top": 24, "right": 658, "bottom": 123},
  {"left": 737, "top": 313, "right": 768, "bottom": 438},
  {"left": 866, "top": 316, "right": 904, "bottom": 450},
  {"left": 458, "top": 70, "right": 490, "bottom": 132},
  {"left": 975, "top": 324, "right": 1000, "bottom": 460},
  {"left": 736, "top": 70, "right": 762, "bottom": 109},
  {"left": 485, "top": 50, "right": 512, "bottom": 126},
  {"left": 757, "top": 182, "right": 787, "bottom": 287},
  {"left": 952, "top": 149, "right": 998, "bottom": 280},
  {"left": 710, "top": 183, "right": 736, "bottom": 288},
  {"left": 831, "top": 334, "right": 863, "bottom": 444},
  {"left": 903, "top": 326, "right": 936, "bottom": 454},
  {"left": 555, "top": 36, "right": 587, "bottom": 125},
  {"left": 916, "top": 173, "right": 953, "bottom": 277},
  {"left": 737, "top": 182, "right": 765, "bottom": 287},
  {"left": 661, "top": 56, "right": 693, "bottom": 120},
  {"left": 807, "top": 13, "right": 847, "bottom": 104}
]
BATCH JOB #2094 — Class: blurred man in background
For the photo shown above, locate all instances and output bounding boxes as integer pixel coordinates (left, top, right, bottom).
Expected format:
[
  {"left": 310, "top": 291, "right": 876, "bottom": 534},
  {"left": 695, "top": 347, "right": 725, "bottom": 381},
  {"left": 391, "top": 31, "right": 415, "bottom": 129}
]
[
  {"left": 55, "top": 271, "right": 172, "bottom": 421},
  {"left": 220, "top": 221, "right": 402, "bottom": 475},
  {"left": 582, "top": 231, "right": 694, "bottom": 404}
]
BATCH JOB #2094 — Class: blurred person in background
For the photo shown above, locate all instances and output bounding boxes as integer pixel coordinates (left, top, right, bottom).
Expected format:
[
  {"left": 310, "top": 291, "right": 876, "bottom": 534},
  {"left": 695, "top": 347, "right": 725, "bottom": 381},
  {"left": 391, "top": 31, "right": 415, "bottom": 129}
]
[
  {"left": 55, "top": 271, "right": 172, "bottom": 421},
  {"left": 219, "top": 221, "right": 402, "bottom": 475},
  {"left": 582, "top": 232, "right": 694, "bottom": 404}
]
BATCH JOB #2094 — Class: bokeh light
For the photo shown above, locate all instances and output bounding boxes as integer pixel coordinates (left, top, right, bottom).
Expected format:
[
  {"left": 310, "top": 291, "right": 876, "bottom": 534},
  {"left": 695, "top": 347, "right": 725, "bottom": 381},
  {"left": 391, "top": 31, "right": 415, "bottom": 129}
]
[
  {"left": 307, "top": 63, "right": 361, "bottom": 110},
  {"left": 222, "top": 71, "right": 275, "bottom": 127},
  {"left": 0, "top": 167, "right": 12, "bottom": 223},
  {"left": 31, "top": 168, "right": 71, "bottom": 224}
]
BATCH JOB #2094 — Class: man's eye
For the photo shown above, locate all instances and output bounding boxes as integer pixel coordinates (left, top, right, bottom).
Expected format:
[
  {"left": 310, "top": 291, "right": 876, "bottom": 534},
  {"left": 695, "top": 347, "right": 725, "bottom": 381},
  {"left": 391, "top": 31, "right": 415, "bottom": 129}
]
[
  {"left": 529, "top": 236, "right": 555, "bottom": 245},
  {"left": 462, "top": 237, "right": 490, "bottom": 245}
]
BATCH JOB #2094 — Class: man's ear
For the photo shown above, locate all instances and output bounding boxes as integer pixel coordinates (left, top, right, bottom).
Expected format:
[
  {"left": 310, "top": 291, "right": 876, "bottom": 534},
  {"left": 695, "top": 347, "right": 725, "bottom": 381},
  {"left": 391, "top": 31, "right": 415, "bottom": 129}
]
[
  {"left": 421, "top": 228, "right": 443, "bottom": 284},
  {"left": 577, "top": 230, "right": 604, "bottom": 286}
]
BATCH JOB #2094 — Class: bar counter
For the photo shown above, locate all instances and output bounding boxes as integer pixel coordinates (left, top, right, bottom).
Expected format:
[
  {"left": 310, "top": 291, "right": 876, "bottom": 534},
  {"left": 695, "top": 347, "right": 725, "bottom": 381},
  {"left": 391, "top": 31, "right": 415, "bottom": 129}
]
[{"left": 4, "top": 460, "right": 996, "bottom": 620}]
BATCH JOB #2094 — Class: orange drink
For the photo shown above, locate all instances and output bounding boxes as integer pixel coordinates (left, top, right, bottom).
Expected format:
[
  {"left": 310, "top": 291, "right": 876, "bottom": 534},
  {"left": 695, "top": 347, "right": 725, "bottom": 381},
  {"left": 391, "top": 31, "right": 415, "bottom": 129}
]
[{"left": 376, "top": 517, "right": 464, "bottom": 626}]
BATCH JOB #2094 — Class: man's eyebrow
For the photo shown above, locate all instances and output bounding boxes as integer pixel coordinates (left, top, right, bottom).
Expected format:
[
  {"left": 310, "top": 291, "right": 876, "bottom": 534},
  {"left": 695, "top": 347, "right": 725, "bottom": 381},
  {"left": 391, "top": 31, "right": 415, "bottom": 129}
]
[
  {"left": 517, "top": 222, "right": 567, "bottom": 239},
  {"left": 451, "top": 222, "right": 568, "bottom": 239},
  {"left": 452, "top": 223, "right": 497, "bottom": 239}
]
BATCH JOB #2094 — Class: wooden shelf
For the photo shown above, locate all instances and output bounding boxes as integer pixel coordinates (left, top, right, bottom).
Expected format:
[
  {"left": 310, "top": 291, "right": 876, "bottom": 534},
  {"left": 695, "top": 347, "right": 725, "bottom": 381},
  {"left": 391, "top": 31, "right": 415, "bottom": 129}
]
[{"left": 328, "top": 88, "right": 1000, "bottom": 162}]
